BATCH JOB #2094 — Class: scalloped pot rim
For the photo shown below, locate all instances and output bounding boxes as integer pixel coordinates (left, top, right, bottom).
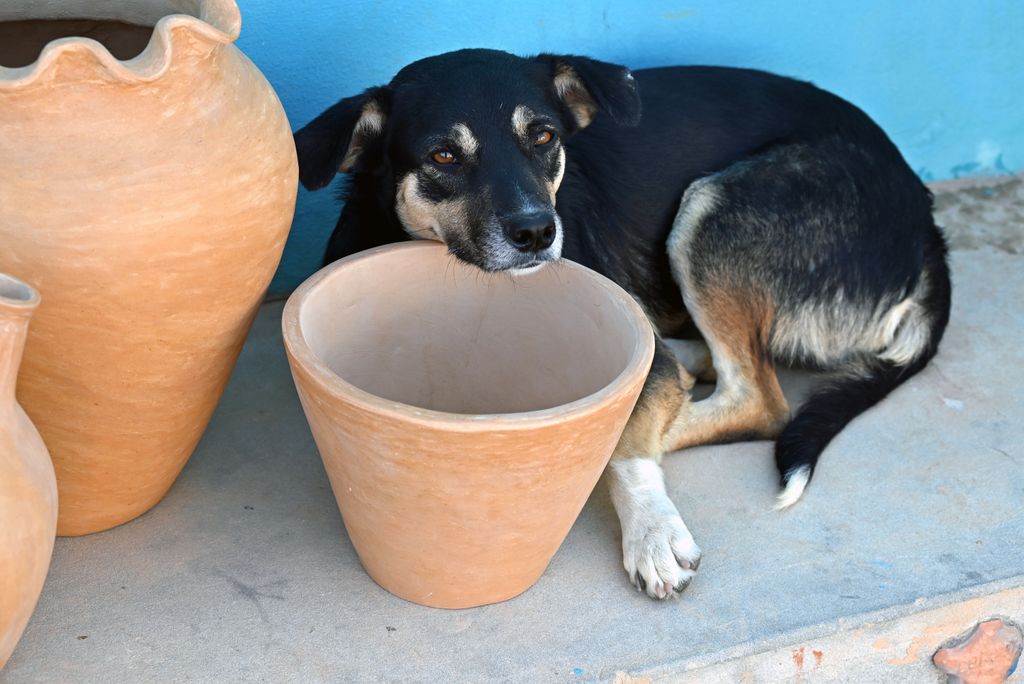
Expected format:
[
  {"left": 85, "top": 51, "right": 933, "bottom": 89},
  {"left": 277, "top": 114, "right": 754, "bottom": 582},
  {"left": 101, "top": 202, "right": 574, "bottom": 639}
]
[{"left": 0, "top": 0, "right": 241, "bottom": 88}]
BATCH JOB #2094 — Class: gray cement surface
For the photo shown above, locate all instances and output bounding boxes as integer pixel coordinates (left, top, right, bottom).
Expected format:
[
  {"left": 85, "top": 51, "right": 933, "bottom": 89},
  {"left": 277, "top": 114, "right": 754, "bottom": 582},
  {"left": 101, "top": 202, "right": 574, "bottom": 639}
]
[{"left": 4, "top": 177, "right": 1023, "bottom": 683}]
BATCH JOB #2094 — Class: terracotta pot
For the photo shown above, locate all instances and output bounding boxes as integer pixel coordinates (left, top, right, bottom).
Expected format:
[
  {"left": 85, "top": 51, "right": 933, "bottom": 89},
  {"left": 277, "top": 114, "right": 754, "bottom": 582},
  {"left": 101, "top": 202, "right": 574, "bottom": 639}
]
[
  {"left": 0, "top": 275, "right": 57, "bottom": 669},
  {"left": 0, "top": 1, "right": 298, "bottom": 535},
  {"left": 283, "top": 242, "right": 655, "bottom": 608}
]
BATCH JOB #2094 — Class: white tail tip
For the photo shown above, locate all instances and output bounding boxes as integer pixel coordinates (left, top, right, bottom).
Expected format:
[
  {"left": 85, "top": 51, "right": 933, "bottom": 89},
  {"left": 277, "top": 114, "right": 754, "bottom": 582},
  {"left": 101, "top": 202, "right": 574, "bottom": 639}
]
[{"left": 774, "top": 466, "right": 811, "bottom": 511}]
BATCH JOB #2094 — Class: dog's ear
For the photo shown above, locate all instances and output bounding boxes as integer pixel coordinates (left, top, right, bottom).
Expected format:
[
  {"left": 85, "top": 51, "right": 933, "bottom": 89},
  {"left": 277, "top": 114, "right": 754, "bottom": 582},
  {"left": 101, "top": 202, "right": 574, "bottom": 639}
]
[
  {"left": 293, "top": 86, "right": 392, "bottom": 190},
  {"left": 535, "top": 54, "right": 641, "bottom": 131}
]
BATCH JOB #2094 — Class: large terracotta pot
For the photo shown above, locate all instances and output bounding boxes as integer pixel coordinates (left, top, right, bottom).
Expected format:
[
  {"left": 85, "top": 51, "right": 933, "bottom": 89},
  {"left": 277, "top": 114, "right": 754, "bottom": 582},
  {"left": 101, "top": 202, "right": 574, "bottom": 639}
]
[
  {"left": 0, "top": 275, "right": 57, "bottom": 669},
  {"left": 283, "top": 242, "right": 655, "bottom": 608},
  {"left": 0, "top": 1, "right": 298, "bottom": 534}
]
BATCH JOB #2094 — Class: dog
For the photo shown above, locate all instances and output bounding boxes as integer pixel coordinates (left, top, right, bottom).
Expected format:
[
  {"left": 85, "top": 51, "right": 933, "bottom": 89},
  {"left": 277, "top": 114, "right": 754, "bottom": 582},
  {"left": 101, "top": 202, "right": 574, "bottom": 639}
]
[{"left": 293, "top": 49, "right": 951, "bottom": 599}]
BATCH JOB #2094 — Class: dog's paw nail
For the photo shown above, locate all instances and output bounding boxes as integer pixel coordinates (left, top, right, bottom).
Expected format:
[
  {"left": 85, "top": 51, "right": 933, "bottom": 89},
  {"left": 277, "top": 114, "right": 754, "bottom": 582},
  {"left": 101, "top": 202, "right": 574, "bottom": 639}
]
[
  {"left": 677, "top": 551, "right": 701, "bottom": 572},
  {"left": 674, "top": 574, "right": 694, "bottom": 594},
  {"left": 634, "top": 571, "right": 647, "bottom": 593}
]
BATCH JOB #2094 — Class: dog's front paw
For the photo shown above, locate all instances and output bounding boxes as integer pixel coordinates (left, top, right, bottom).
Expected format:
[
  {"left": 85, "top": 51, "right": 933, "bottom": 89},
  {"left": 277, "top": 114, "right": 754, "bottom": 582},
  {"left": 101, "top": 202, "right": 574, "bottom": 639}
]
[{"left": 622, "top": 515, "right": 702, "bottom": 600}]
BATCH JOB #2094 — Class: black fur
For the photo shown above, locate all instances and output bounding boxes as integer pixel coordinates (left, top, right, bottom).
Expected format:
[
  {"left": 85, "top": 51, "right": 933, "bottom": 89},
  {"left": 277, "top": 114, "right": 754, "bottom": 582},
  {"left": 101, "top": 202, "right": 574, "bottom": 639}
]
[
  {"left": 294, "top": 49, "right": 951, "bottom": 499},
  {"left": 774, "top": 226, "right": 951, "bottom": 485}
]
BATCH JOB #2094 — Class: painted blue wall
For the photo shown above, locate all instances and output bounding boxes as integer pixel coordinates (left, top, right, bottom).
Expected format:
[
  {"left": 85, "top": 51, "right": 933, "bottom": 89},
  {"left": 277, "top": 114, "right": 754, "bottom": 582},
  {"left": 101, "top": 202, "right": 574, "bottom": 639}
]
[{"left": 235, "top": 0, "right": 1024, "bottom": 293}]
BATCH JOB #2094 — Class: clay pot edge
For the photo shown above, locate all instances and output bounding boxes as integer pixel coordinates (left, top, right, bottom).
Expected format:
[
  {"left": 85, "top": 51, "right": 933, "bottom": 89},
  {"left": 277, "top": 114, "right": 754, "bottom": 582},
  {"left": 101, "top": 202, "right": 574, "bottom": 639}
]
[
  {"left": 0, "top": 0, "right": 242, "bottom": 88},
  {"left": 0, "top": 274, "right": 40, "bottom": 408},
  {"left": 0, "top": 274, "right": 41, "bottom": 316},
  {"left": 282, "top": 241, "right": 656, "bottom": 432}
]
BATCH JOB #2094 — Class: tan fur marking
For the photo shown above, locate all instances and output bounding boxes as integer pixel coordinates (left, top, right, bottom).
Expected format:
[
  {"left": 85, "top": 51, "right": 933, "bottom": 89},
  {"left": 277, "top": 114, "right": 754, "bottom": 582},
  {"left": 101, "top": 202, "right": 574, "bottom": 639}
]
[
  {"left": 658, "top": 178, "right": 789, "bottom": 451},
  {"left": 450, "top": 122, "right": 479, "bottom": 157},
  {"left": 553, "top": 65, "right": 597, "bottom": 128},
  {"left": 339, "top": 101, "right": 385, "bottom": 173},
  {"left": 394, "top": 173, "right": 460, "bottom": 242},
  {"left": 613, "top": 357, "right": 691, "bottom": 461},
  {"left": 511, "top": 105, "right": 535, "bottom": 139},
  {"left": 664, "top": 289, "right": 789, "bottom": 452},
  {"left": 770, "top": 270, "right": 932, "bottom": 368},
  {"left": 549, "top": 147, "right": 566, "bottom": 205}
]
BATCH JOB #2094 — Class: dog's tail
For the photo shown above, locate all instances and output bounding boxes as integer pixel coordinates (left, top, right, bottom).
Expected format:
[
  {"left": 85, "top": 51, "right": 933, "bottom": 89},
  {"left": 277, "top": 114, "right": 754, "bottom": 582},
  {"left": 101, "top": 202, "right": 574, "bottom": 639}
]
[{"left": 773, "top": 230, "right": 952, "bottom": 510}]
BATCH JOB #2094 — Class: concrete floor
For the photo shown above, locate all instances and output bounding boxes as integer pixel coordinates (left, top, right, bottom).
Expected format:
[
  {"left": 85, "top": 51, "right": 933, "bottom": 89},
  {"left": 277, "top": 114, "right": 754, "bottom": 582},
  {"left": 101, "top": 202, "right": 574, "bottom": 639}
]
[{"left": 4, "top": 176, "right": 1023, "bottom": 683}]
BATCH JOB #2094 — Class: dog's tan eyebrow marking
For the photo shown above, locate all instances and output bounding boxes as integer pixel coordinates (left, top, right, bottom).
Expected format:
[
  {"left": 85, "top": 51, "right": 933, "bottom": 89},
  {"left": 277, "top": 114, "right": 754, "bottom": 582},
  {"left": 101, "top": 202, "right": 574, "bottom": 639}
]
[
  {"left": 450, "top": 123, "right": 479, "bottom": 156},
  {"left": 511, "top": 105, "right": 535, "bottom": 139}
]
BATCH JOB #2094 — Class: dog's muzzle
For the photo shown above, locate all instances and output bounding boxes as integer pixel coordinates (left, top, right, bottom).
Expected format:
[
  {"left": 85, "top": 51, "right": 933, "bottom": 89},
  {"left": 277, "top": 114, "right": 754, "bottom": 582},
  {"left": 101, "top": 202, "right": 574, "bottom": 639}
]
[{"left": 501, "top": 211, "right": 557, "bottom": 254}]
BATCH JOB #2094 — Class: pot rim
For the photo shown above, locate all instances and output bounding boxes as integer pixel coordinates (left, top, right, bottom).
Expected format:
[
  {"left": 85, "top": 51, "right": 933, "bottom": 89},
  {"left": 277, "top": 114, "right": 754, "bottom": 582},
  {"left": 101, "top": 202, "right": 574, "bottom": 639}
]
[
  {"left": 282, "top": 241, "right": 656, "bottom": 432},
  {"left": 0, "top": 273, "right": 41, "bottom": 316},
  {"left": 0, "top": 0, "right": 241, "bottom": 88}
]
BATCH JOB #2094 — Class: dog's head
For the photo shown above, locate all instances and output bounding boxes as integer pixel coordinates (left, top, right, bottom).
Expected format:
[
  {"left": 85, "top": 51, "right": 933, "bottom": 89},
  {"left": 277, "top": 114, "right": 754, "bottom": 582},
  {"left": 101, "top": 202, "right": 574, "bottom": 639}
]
[{"left": 295, "top": 49, "right": 641, "bottom": 273}]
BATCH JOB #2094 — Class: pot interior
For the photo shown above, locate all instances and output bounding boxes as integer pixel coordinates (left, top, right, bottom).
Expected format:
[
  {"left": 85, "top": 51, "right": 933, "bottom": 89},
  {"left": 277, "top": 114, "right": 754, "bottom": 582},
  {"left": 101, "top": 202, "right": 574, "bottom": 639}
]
[
  {"left": 298, "top": 245, "right": 646, "bottom": 415},
  {"left": 0, "top": 2, "right": 201, "bottom": 68}
]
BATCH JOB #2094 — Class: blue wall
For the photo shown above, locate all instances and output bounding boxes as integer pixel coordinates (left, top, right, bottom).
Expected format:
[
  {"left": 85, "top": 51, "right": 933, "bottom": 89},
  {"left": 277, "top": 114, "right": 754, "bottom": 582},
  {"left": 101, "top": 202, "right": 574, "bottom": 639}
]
[{"left": 235, "top": 0, "right": 1024, "bottom": 293}]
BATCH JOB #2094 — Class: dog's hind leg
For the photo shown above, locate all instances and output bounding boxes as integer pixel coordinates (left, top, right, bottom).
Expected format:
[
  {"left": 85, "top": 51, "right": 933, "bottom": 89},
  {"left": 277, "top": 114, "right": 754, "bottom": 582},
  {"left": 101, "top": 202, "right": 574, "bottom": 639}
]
[
  {"left": 607, "top": 338, "right": 703, "bottom": 599},
  {"left": 661, "top": 177, "right": 792, "bottom": 451},
  {"left": 664, "top": 144, "right": 951, "bottom": 509}
]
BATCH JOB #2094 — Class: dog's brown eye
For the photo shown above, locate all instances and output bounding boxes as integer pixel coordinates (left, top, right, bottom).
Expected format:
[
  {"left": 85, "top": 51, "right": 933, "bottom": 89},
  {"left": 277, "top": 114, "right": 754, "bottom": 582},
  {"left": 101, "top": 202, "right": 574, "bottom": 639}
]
[
  {"left": 432, "top": 150, "right": 456, "bottom": 164},
  {"left": 534, "top": 130, "right": 554, "bottom": 146}
]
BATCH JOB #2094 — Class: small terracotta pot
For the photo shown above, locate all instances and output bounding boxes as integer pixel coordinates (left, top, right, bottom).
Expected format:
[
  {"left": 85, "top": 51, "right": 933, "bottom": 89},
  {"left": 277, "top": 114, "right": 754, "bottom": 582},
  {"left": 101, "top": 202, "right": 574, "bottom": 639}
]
[
  {"left": 0, "top": 1, "right": 298, "bottom": 534},
  {"left": 283, "top": 242, "right": 654, "bottom": 608},
  {"left": 0, "top": 275, "right": 57, "bottom": 669}
]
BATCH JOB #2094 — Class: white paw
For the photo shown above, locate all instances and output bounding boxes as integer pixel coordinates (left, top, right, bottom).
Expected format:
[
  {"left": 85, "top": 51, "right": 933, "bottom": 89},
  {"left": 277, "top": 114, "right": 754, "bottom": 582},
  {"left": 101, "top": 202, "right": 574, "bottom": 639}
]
[
  {"left": 622, "top": 515, "right": 702, "bottom": 599},
  {"left": 607, "top": 458, "right": 703, "bottom": 600}
]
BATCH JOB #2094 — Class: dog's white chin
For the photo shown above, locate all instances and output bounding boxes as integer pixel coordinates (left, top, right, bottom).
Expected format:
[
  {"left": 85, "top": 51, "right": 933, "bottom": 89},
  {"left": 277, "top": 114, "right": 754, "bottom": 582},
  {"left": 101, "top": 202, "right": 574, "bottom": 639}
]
[{"left": 508, "top": 261, "right": 551, "bottom": 276}]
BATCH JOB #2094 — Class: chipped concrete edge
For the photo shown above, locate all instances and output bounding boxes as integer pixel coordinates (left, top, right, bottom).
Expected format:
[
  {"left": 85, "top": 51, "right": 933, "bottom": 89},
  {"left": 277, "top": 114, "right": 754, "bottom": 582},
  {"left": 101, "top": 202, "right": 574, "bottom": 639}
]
[
  {"left": 627, "top": 576, "right": 1024, "bottom": 682},
  {"left": 928, "top": 172, "right": 1023, "bottom": 194}
]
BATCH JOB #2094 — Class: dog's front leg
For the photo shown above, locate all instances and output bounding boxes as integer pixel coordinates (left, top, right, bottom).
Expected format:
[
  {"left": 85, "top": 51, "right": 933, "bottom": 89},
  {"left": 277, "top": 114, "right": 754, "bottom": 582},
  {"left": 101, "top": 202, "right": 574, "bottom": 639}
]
[
  {"left": 608, "top": 458, "right": 701, "bottom": 599},
  {"left": 607, "top": 339, "right": 702, "bottom": 599}
]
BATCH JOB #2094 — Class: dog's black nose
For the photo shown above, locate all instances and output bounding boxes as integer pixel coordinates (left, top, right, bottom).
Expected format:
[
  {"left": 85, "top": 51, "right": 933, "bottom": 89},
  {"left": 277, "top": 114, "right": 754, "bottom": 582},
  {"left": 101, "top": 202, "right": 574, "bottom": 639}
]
[{"left": 502, "top": 213, "right": 557, "bottom": 253}]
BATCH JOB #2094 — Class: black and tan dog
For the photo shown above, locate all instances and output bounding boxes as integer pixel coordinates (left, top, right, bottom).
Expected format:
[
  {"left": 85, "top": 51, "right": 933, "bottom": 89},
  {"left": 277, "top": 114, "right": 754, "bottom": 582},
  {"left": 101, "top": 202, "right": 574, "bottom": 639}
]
[{"left": 294, "top": 49, "right": 951, "bottom": 599}]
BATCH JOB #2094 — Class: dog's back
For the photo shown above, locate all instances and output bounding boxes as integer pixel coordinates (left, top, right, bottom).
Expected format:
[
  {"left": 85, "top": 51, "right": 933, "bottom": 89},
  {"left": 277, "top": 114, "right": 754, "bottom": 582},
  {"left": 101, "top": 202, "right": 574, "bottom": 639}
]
[{"left": 557, "top": 66, "right": 938, "bottom": 331}]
